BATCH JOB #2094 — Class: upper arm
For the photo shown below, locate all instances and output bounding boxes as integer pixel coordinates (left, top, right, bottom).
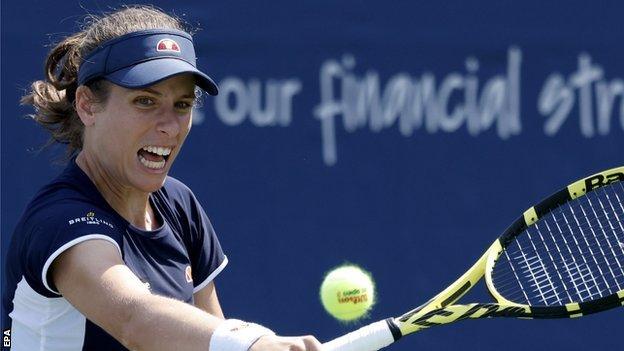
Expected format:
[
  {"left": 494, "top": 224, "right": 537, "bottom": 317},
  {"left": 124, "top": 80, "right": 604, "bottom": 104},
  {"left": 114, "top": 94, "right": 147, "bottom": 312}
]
[
  {"left": 51, "top": 238, "right": 150, "bottom": 344},
  {"left": 193, "top": 281, "right": 224, "bottom": 318}
]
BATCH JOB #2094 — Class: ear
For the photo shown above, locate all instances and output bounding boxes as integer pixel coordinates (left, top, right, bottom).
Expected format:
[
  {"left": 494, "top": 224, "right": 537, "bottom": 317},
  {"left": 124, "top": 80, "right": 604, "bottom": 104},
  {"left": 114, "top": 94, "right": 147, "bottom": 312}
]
[{"left": 75, "top": 86, "right": 97, "bottom": 126}]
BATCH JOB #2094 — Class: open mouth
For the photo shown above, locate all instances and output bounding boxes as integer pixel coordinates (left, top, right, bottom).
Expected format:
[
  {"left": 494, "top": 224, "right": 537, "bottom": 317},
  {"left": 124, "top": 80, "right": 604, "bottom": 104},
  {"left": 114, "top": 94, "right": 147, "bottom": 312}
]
[{"left": 137, "top": 146, "right": 172, "bottom": 170}]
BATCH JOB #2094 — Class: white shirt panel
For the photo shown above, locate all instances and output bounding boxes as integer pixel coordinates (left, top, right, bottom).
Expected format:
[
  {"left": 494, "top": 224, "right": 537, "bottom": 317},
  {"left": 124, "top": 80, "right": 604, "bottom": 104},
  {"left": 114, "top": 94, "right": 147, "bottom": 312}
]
[{"left": 9, "top": 277, "right": 85, "bottom": 351}]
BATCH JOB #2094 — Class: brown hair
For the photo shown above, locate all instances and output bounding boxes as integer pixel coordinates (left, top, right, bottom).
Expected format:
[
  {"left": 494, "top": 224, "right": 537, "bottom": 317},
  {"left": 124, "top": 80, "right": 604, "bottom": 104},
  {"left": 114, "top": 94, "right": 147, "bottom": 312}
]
[{"left": 21, "top": 5, "right": 189, "bottom": 156}]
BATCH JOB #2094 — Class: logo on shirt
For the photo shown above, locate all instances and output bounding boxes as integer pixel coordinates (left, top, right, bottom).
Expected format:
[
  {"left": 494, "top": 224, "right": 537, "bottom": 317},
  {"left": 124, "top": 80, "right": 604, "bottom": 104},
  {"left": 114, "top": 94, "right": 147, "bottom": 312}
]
[
  {"left": 156, "top": 38, "right": 181, "bottom": 53},
  {"left": 67, "top": 211, "right": 115, "bottom": 229},
  {"left": 141, "top": 280, "right": 151, "bottom": 291},
  {"left": 185, "top": 266, "right": 193, "bottom": 283}
]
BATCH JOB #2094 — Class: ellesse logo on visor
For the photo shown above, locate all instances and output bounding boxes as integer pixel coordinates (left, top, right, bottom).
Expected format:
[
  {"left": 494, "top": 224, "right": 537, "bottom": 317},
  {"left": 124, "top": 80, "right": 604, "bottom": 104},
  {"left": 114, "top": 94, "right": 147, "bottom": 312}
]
[{"left": 156, "top": 39, "right": 181, "bottom": 53}]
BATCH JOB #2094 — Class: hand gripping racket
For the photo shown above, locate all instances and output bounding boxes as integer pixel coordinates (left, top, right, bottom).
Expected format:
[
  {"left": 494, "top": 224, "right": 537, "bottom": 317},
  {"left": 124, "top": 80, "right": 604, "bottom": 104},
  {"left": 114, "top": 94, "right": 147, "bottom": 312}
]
[{"left": 323, "top": 166, "right": 624, "bottom": 351}]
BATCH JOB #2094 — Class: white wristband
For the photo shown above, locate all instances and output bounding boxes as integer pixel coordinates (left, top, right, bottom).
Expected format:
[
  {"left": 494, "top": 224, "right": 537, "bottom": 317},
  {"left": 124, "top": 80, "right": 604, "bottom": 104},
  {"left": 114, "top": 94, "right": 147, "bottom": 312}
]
[{"left": 209, "top": 319, "right": 275, "bottom": 351}]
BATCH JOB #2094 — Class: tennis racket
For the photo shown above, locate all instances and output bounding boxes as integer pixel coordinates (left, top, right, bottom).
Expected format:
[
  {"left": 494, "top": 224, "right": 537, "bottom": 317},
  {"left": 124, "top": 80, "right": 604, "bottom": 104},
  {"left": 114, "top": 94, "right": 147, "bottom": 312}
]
[{"left": 323, "top": 166, "right": 624, "bottom": 351}]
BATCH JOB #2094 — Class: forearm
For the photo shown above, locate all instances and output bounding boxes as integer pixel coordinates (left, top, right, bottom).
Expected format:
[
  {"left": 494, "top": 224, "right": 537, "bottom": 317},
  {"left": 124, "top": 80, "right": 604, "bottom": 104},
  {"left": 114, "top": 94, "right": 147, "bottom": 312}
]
[
  {"left": 52, "top": 242, "right": 318, "bottom": 351},
  {"left": 194, "top": 282, "right": 225, "bottom": 318},
  {"left": 121, "top": 293, "right": 223, "bottom": 351}
]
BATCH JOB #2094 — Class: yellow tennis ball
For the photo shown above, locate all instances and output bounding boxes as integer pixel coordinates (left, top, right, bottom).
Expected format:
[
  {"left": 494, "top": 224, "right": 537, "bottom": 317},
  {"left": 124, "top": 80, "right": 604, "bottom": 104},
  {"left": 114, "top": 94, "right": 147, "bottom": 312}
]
[{"left": 320, "top": 264, "right": 375, "bottom": 322}]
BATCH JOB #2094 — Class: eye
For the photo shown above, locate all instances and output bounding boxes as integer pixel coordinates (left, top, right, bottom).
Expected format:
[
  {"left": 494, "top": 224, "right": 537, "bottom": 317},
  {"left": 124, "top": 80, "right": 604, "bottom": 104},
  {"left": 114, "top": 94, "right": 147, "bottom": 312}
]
[
  {"left": 175, "top": 100, "right": 195, "bottom": 111},
  {"left": 134, "top": 96, "right": 156, "bottom": 107}
]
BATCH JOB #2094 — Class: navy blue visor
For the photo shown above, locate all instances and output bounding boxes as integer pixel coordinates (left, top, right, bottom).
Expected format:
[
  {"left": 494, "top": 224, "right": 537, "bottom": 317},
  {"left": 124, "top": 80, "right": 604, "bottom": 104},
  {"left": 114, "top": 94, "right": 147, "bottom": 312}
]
[{"left": 77, "top": 29, "right": 218, "bottom": 95}]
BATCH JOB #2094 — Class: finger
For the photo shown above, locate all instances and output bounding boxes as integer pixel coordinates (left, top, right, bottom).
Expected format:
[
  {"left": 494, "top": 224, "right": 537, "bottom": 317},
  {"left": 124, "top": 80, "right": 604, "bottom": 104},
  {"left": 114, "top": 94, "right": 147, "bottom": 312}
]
[{"left": 301, "top": 335, "right": 323, "bottom": 351}]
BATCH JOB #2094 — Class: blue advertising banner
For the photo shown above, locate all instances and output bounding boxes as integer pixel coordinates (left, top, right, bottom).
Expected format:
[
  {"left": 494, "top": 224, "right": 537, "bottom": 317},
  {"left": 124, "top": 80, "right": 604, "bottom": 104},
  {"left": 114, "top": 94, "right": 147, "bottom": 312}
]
[{"left": 2, "top": 1, "right": 622, "bottom": 350}]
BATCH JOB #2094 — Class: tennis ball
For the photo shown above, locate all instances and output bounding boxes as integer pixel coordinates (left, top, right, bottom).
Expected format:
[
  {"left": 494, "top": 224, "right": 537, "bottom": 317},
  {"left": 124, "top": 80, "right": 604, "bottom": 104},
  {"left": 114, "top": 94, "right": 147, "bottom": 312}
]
[{"left": 320, "top": 264, "right": 375, "bottom": 322}]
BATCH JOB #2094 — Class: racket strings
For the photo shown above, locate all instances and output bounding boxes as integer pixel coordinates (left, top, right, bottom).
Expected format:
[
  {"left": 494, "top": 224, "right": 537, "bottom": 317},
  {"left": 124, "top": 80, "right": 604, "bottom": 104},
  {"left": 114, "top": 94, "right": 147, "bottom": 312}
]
[
  {"left": 491, "top": 181, "right": 624, "bottom": 306},
  {"left": 503, "top": 189, "right": 624, "bottom": 237},
  {"left": 515, "top": 185, "right": 624, "bottom": 304},
  {"left": 500, "top": 191, "right": 624, "bottom": 283},
  {"left": 494, "top": 268, "right": 624, "bottom": 304},
  {"left": 501, "top": 226, "right": 624, "bottom": 276}
]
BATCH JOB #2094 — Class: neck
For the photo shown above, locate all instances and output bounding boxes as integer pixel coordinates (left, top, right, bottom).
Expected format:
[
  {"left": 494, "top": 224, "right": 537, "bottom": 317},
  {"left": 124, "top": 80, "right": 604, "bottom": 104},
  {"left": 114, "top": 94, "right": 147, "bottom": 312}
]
[{"left": 75, "top": 151, "right": 156, "bottom": 230}]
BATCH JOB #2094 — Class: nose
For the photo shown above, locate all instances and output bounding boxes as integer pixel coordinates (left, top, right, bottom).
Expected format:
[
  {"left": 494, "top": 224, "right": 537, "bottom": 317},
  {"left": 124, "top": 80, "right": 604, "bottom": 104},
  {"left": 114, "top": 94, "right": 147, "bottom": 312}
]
[{"left": 157, "top": 109, "right": 182, "bottom": 137}]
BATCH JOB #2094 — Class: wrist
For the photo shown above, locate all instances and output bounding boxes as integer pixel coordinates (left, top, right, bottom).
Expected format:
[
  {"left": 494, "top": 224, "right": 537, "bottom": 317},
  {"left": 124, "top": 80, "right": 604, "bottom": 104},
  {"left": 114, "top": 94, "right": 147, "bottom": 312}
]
[{"left": 209, "top": 319, "right": 275, "bottom": 351}]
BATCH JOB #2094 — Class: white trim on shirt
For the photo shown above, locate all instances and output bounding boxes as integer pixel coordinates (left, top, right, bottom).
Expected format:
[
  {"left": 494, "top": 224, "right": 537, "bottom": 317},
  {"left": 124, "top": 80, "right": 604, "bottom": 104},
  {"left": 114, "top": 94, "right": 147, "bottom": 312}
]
[
  {"left": 41, "top": 234, "right": 122, "bottom": 295},
  {"left": 193, "top": 255, "right": 229, "bottom": 293}
]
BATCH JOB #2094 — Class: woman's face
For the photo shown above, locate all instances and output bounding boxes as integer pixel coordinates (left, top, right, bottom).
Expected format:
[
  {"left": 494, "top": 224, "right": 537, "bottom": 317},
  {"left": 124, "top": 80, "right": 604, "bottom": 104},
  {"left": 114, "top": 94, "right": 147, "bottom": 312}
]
[{"left": 83, "top": 74, "right": 196, "bottom": 193}]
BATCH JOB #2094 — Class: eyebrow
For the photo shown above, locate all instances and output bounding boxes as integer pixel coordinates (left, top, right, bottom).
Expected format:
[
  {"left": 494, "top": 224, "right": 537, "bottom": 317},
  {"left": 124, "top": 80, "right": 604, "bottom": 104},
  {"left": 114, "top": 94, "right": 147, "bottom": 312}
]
[{"left": 138, "top": 88, "right": 196, "bottom": 99}]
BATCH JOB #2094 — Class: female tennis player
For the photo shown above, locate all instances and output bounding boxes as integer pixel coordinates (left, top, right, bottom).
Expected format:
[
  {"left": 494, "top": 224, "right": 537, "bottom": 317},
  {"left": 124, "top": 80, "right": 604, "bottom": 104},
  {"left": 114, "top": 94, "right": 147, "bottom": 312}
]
[{"left": 1, "top": 6, "right": 321, "bottom": 351}]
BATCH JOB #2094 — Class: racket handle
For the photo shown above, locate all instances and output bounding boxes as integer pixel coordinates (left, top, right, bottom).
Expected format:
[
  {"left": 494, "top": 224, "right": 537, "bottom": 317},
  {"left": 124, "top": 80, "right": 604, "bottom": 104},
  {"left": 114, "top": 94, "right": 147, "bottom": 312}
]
[{"left": 323, "top": 319, "right": 399, "bottom": 351}]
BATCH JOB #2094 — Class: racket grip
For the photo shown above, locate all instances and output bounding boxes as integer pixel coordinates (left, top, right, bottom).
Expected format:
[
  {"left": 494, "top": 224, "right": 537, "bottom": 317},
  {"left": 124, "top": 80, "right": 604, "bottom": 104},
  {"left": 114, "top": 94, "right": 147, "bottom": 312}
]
[{"left": 323, "top": 319, "right": 398, "bottom": 351}]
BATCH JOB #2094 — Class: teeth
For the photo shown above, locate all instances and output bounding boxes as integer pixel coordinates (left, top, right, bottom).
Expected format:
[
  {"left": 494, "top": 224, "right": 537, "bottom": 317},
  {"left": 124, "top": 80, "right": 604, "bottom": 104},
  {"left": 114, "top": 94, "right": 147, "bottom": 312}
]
[
  {"left": 139, "top": 155, "right": 166, "bottom": 170},
  {"left": 142, "top": 146, "right": 172, "bottom": 156}
]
